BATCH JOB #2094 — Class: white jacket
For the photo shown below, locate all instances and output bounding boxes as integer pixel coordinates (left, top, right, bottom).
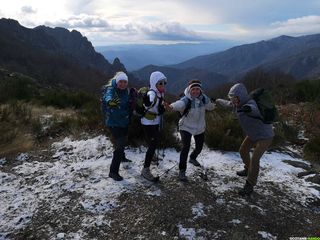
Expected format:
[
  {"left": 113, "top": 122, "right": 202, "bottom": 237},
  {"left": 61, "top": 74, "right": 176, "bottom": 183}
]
[
  {"left": 170, "top": 87, "right": 215, "bottom": 135},
  {"left": 141, "top": 71, "right": 166, "bottom": 126}
]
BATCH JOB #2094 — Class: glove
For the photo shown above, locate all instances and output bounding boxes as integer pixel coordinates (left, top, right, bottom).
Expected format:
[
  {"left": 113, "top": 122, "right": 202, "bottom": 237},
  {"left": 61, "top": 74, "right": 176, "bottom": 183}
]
[
  {"left": 108, "top": 97, "right": 121, "bottom": 108},
  {"left": 241, "top": 105, "right": 252, "bottom": 113}
]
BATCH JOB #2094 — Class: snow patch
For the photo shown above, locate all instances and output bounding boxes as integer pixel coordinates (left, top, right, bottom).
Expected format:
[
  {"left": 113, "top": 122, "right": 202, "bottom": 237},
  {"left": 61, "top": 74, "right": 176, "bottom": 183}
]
[
  {"left": 16, "top": 153, "right": 29, "bottom": 162},
  {"left": 0, "top": 158, "right": 6, "bottom": 165},
  {"left": 178, "top": 224, "right": 196, "bottom": 240},
  {"left": 229, "top": 219, "right": 241, "bottom": 224},
  {"left": 258, "top": 231, "right": 277, "bottom": 239},
  {"left": 192, "top": 202, "right": 206, "bottom": 219}
]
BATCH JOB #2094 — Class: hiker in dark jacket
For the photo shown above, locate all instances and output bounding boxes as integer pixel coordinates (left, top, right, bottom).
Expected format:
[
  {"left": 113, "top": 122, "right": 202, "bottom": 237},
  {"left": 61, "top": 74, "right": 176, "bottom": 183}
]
[
  {"left": 166, "top": 80, "right": 215, "bottom": 181},
  {"left": 216, "top": 83, "right": 274, "bottom": 196},
  {"left": 104, "top": 72, "right": 134, "bottom": 181},
  {"left": 140, "top": 71, "right": 167, "bottom": 182}
]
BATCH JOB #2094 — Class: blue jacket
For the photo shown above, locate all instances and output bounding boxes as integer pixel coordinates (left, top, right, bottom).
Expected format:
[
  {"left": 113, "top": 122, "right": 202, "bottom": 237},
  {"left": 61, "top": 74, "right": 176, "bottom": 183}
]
[{"left": 104, "top": 79, "right": 131, "bottom": 127}]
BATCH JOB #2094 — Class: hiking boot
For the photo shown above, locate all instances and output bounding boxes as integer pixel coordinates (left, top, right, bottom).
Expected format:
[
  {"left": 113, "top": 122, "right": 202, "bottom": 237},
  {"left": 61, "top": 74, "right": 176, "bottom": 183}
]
[
  {"left": 236, "top": 168, "right": 248, "bottom": 177},
  {"left": 109, "top": 172, "right": 123, "bottom": 181},
  {"left": 141, "top": 167, "right": 158, "bottom": 182},
  {"left": 179, "top": 170, "right": 188, "bottom": 182},
  {"left": 122, "top": 157, "right": 132, "bottom": 163},
  {"left": 189, "top": 158, "right": 201, "bottom": 167},
  {"left": 238, "top": 180, "right": 254, "bottom": 196}
]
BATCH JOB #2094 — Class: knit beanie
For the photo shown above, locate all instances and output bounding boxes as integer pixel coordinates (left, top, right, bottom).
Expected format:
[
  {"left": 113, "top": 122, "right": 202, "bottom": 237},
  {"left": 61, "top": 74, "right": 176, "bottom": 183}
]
[
  {"left": 115, "top": 72, "right": 128, "bottom": 84},
  {"left": 188, "top": 79, "right": 202, "bottom": 91}
]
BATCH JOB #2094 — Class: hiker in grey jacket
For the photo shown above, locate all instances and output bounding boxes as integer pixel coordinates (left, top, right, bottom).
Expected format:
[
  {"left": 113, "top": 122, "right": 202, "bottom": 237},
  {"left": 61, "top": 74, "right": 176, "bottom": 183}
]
[
  {"left": 166, "top": 80, "right": 215, "bottom": 181},
  {"left": 215, "top": 83, "right": 274, "bottom": 196}
]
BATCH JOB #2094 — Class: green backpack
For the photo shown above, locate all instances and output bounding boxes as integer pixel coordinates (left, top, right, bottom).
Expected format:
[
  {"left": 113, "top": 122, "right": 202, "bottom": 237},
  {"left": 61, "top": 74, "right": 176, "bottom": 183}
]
[
  {"left": 134, "top": 87, "right": 157, "bottom": 117},
  {"left": 249, "top": 88, "right": 279, "bottom": 124}
]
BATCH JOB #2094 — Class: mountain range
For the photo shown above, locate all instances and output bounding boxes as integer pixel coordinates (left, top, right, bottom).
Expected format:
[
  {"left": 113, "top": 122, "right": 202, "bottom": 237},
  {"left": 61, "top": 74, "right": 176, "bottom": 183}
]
[
  {"left": 1, "top": 18, "right": 319, "bottom": 96},
  {"left": 0, "top": 18, "right": 126, "bottom": 93},
  {"left": 134, "top": 34, "right": 320, "bottom": 94},
  {"left": 96, "top": 40, "right": 240, "bottom": 71}
]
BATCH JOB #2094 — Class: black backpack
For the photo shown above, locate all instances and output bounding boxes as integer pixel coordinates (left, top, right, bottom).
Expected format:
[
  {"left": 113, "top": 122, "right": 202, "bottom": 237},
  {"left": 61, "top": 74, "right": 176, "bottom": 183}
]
[
  {"left": 134, "top": 87, "right": 158, "bottom": 117},
  {"left": 249, "top": 88, "right": 279, "bottom": 124},
  {"left": 179, "top": 95, "right": 206, "bottom": 118}
]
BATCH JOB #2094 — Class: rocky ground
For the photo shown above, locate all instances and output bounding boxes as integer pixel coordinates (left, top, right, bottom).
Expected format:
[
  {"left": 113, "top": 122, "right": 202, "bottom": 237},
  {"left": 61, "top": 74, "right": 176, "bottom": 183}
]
[{"left": 1, "top": 136, "right": 320, "bottom": 240}]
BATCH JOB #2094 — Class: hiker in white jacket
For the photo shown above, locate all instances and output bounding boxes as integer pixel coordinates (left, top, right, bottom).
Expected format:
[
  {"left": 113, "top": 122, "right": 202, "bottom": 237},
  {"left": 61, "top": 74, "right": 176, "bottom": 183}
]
[
  {"left": 141, "top": 71, "right": 167, "bottom": 182},
  {"left": 166, "top": 80, "right": 215, "bottom": 181}
]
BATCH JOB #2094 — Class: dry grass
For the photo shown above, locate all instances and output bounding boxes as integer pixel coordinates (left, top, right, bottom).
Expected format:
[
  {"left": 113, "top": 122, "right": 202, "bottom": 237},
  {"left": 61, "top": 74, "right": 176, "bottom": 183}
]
[
  {"left": 0, "top": 133, "right": 34, "bottom": 157},
  {"left": 0, "top": 103, "right": 79, "bottom": 158}
]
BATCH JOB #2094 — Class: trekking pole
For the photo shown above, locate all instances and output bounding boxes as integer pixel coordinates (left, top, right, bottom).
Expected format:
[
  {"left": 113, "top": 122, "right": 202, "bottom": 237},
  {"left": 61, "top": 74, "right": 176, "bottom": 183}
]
[
  {"left": 157, "top": 113, "right": 165, "bottom": 161},
  {"left": 158, "top": 162, "right": 178, "bottom": 178}
]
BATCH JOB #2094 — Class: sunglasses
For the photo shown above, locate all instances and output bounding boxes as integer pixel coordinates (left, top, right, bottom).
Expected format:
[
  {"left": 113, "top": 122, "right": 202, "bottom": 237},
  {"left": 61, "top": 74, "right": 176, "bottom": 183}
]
[{"left": 157, "top": 81, "right": 167, "bottom": 86}]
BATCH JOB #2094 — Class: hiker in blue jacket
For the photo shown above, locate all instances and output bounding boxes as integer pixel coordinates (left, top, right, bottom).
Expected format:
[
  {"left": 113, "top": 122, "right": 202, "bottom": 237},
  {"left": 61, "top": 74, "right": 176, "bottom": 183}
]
[
  {"left": 166, "top": 80, "right": 215, "bottom": 181},
  {"left": 104, "top": 72, "right": 135, "bottom": 181},
  {"left": 215, "top": 83, "right": 274, "bottom": 196}
]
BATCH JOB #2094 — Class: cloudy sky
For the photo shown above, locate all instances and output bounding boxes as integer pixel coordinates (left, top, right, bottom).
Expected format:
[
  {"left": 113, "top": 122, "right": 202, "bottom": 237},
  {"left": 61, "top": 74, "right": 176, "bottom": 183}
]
[{"left": 1, "top": 0, "right": 320, "bottom": 46}]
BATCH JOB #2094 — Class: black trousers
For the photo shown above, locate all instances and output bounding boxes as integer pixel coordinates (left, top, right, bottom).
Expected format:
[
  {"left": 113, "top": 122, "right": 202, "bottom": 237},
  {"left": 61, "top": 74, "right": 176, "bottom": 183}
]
[
  {"left": 179, "top": 130, "right": 204, "bottom": 170},
  {"left": 143, "top": 124, "right": 160, "bottom": 168},
  {"left": 109, "top": 126, "right": 128, "bottom": 174}
]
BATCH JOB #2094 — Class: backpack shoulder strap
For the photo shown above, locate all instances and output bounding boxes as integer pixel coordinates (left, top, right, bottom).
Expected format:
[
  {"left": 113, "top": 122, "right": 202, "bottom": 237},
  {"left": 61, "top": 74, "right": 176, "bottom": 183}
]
[
  {"left": 181, "top": 97, "right": 192, "bottom": 117},
  {"left": 146, "top": 89, "right": 158, "bottom": 108}
]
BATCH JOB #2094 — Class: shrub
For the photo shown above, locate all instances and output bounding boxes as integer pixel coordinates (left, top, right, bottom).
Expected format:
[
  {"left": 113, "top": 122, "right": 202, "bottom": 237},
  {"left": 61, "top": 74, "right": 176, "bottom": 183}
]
[
  {"left": 293, "top": 79, "right": 320, "bottom": 103},
  {"left": 39, "top": 90, "right": 98, "bottom": 109},
  {"left": 0, "top": 101, "right": 32, "bottom": 124},
  {"left": 205, "top": 109, "right": 244, "bottom": 151},
  {"left": 0, "top": 122, "right": 17, "bottom": 145},
  {"left": 303, "top": 136, "right": 320, "bottom": 163},
  {"left": 0, "top": 76, "right": 39, "bottom": 103},
  {"left": 272, "top": 121, "right": 299, "bottom": 146}
]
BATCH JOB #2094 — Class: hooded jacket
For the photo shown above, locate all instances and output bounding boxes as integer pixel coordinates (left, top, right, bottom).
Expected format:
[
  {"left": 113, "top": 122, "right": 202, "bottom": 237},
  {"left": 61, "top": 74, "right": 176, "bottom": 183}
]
[
  {"left": 170, "top": 86, "right": 215, "bottom": 135},
  {"left": 216, "top": 83, "right": 274, "bottom": 141},
  {"left": 141, "top": 71, "right": 166, "bottom": 126},
  {"left": 104, "top": 79, "right": 131, "bottom": 127}
]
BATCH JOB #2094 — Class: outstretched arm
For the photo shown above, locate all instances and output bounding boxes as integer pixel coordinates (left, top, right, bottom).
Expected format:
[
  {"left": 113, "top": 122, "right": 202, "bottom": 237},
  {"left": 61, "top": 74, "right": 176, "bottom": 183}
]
[
  {"left": 203, "top": 94, "right": 215, "bottom": 111},
  {"left": 215, "top": 98, "right": 233, "bottom": 110},
  {"left": 169, "top": 99, "right": 187, "bottom": 112}
]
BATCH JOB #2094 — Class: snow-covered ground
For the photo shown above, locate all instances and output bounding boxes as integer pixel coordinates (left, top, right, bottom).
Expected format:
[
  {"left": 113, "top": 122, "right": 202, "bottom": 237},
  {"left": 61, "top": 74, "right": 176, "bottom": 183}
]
[{"left": 0, "top": 135, "right": 319, "bottom": 239}]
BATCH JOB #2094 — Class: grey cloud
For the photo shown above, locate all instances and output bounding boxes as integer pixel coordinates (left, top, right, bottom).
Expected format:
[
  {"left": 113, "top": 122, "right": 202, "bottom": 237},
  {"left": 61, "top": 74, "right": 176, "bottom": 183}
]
[
  {"left": 46, "top": 15, "right": 110, "bottom": 29},
  {"left": 138, "top": 22, "right": 204, "bottom": 41},
  {"left": 268, "top": 15, "right": 320, "bottom": 36},
  {"left": 21, "top": 6, "right": 37, "bottom": 14}
]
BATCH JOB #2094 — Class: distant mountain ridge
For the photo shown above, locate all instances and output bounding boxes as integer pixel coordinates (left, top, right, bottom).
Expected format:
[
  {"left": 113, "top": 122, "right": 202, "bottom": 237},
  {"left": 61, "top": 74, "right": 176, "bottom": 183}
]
[
  {"left": 0, "top": 18, "right": 126, "bottom": 93},
  {"left": 133, "top": 33, "right": 320, "bottom": 94},
  {"left": 96, "top": 40, "right": 240, "bottom": 71},
  {"left": 133, "top": 65, "right": 227, "bottom": 94},
  {"left": 172, "top": 34, "right": 320, "bottom": 80}
]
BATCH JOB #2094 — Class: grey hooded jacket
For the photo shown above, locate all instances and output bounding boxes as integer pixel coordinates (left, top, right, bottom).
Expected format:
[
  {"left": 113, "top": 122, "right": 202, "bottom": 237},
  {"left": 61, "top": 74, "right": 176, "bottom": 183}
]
[{"left": 216, "top": 83, "right": 274, "bottom": 142}]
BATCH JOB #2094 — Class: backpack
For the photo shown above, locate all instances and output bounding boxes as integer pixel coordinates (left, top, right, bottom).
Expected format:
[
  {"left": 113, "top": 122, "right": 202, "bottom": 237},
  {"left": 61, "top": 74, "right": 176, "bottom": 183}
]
[
  {"left": 179, "top": 94, "right": 206, "bottom": 118},
  {"left": 249, "top": 88, "right": 279, "bottom": 124},
  {"left": 100, "top": 84, "right": 112, "bottom": 117},
  {"left": 134, "top": 87, "right": 157, "bottom": 117}
]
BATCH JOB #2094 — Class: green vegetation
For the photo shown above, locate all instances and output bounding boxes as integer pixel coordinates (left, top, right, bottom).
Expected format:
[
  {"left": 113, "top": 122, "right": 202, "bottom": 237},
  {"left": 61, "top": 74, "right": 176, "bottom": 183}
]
[
  {"left": 1, "top": 67, "right": 320, "bottom": 161},
  {"left": 205, "top": 109, "right": 243, "bottom": 151},
  {"left": 304, "top": 137, "right": 320, "bottom": 163}
]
